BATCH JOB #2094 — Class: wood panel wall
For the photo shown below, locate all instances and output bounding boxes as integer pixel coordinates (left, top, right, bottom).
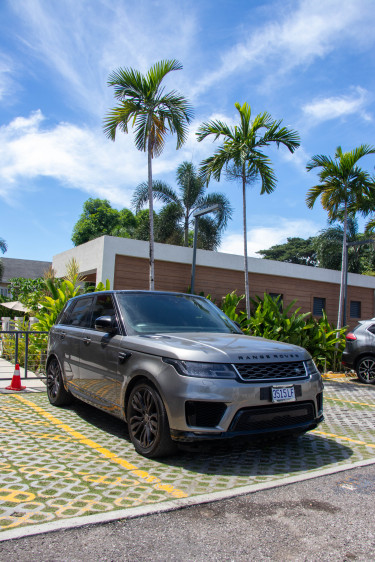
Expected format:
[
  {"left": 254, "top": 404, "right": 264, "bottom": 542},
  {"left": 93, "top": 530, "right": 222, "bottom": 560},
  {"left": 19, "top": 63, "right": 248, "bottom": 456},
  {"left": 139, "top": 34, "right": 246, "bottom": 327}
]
[{"left": 114, "top": 254, "right": 374, "bottom": 328}]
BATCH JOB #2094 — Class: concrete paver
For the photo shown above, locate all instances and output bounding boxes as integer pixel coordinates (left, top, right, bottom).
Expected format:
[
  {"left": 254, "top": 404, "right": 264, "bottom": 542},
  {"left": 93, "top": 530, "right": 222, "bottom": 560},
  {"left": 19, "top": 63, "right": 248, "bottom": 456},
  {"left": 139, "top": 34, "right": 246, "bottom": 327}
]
[{"left": 0, "top": 377, "right": 375, "bottom": 541}]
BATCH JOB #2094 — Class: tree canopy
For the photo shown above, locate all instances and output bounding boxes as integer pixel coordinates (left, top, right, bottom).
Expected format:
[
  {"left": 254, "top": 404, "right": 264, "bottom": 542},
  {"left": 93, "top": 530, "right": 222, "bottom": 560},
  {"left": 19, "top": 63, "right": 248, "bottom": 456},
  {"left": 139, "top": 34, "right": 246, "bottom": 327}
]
[
  {"left": 257, "top": 220, "right": 375, "bottom": 275},
  {"left": 132, "top": 161, "right": 233, "bottom": 250},
  {"left": 257, "top": 237, "right": 317, "bottom": 266},
  {"left": 72, "top": 199, "right": 139, "bottom": 246}
]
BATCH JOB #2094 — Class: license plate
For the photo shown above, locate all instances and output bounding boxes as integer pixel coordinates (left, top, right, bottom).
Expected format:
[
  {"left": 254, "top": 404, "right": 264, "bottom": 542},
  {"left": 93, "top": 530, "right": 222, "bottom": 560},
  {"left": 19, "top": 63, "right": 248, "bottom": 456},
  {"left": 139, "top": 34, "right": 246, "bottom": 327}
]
[{"left": 271, "top": 386, "right": 296, "bottom": 403}]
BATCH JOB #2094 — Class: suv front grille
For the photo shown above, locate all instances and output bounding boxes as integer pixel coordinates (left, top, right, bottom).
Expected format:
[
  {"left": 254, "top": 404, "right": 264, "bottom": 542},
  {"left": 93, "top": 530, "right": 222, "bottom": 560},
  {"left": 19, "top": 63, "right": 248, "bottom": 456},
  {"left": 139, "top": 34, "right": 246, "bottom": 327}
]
[
  {"left": 230, "top": 402, "right": 315, "bottom": 432},
  {"left": 234, "top": 361, "right": 308, "bottom": 382}
]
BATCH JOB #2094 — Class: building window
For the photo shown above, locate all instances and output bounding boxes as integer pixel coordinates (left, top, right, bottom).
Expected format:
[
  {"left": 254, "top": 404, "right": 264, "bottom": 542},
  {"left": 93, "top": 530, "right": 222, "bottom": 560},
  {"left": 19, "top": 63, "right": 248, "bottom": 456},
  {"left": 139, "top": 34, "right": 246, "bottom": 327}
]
[
  {"left": 269, "top": 293, "right": 283, "bottom": 301},
  {"left": 0, "top": 287, "right": 8, "bottom": 297},
  {"left": 269, "top": 293, "right": 283, "bottom": 310},
  {"left": 350, "top": 300, "right": 361, "bottom": 318},
  {"left": 313, "top": 297, "right": 326, "bottom": 316}
]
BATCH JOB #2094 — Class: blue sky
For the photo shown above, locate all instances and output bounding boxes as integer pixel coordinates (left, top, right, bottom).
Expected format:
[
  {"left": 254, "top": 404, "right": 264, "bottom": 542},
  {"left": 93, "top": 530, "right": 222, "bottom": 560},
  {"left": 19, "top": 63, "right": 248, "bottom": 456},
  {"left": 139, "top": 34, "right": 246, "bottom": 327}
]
[{"left": 0, "top": 0, "right": 374, "bottom": 262}]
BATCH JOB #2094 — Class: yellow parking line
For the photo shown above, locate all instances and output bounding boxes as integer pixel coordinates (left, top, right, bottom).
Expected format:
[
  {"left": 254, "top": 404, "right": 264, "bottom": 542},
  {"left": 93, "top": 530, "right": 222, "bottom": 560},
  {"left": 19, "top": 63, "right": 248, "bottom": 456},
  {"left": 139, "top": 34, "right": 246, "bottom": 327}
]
[
  {"left": 312, "top": 430, "right": 375, "bottom": 449},
  {"left": 325, "top": 397, "right": 375, "bottom": 408},
  {"left": 12, "top": 394, "right": 188, "bottom": 499}
]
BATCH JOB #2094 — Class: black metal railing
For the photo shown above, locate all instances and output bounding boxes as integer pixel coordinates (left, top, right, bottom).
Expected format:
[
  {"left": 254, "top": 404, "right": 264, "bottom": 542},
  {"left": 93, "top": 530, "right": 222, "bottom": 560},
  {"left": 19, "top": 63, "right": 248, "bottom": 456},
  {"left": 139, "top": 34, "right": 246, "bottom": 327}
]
[{"left": 0, "top": 330, "right": 49, "bottom": 380}]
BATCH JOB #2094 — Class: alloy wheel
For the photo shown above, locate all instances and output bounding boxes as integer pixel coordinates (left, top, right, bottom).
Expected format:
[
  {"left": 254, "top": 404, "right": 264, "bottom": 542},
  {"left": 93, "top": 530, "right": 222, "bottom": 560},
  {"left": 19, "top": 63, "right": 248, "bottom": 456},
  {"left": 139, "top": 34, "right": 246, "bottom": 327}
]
[
  {"left": 129, "top": 387, "right": 159, "bottom": 450},
  {"left": 357, "top": 357, "right": 375, "bottom": 383}
]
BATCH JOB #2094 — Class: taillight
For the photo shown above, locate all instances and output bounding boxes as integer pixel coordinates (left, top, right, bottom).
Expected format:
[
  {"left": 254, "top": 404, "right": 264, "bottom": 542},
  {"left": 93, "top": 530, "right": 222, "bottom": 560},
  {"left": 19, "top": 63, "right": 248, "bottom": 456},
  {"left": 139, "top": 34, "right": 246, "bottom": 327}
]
[{"left": 346, "top": 332, "right": 357, "bottom": 341}]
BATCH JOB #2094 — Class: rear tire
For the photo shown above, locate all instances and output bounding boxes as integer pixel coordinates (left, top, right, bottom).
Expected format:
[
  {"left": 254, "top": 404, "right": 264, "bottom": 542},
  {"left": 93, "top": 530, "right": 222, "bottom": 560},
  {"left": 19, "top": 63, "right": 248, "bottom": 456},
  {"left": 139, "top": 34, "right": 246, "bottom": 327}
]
[
  {"left": 356, "top": 356, "right": 375, "bottom": 384},
  {"left": 127, "top": 383, "right": 177, "bottom": 458},
  {"left": 46, "top": 357, "right": 73, "bottom": 406}
]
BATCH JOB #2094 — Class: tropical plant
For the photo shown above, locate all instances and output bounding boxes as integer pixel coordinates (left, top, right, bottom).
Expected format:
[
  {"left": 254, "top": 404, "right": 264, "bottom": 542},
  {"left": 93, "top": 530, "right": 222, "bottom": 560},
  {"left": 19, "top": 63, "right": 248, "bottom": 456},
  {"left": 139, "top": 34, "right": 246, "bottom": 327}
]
[
  {"left": 104, "top": 59, "right": 193, "bottom": 289},
  {"left": 306, "top": 144, "right": 375, "bottom": 330},
  {"left": 132, "top": 161, "right": 232, "bottom": 250},
  {"left": 313, "top": 218, "right": 369, "bottom": 273},
  {"left": 218, "top": 290, "right": 250, "bottom": 332},
  {"left": 216, "top": 292, "right": 346, "bottom": 371},
  {"left": 0, "top": 237, "right": 7, "bottom": 281},
  {"left": 197, "top": 102, "right": 300, "bottom": 316}
]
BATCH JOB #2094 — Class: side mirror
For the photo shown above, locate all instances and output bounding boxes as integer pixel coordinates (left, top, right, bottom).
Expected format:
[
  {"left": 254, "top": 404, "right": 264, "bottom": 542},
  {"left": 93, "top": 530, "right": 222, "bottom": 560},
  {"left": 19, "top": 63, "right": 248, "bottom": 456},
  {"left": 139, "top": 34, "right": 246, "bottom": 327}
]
[{"left": 95, "top": 315, "right": 117, "bottom": 334}]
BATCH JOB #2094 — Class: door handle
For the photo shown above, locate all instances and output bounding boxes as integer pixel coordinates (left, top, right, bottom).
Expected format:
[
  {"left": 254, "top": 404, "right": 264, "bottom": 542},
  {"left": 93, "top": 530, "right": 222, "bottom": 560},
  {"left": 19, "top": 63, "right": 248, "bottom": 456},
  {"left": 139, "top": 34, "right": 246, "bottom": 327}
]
[
  {"left": 60, "top": 332, "right": 66, "bottom": 340},
  {"left": 83, "top": 337, "right": 91, "bottom": 345},
  {"left": 118, "top": 352, "right": 131, "bottom": 364}
]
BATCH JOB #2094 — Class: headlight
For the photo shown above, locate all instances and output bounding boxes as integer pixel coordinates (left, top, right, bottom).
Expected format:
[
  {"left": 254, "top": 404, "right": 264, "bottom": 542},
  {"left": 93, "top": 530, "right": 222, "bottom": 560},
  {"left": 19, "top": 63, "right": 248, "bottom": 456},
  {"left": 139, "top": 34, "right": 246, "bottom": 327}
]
[
  {"left": 163, "top": 358, "right": 237, "bottom": 379},
  {"left": 305, "top": 359, "right": 320, "bottom": 376}
]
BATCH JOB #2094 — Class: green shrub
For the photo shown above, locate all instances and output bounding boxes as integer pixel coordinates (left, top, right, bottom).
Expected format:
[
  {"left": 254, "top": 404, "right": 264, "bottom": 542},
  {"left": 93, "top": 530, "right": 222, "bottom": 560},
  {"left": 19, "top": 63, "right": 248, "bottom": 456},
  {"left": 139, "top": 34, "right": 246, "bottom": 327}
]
[{"left": 213, "top": 291, "right": 346, "bottom": 372}]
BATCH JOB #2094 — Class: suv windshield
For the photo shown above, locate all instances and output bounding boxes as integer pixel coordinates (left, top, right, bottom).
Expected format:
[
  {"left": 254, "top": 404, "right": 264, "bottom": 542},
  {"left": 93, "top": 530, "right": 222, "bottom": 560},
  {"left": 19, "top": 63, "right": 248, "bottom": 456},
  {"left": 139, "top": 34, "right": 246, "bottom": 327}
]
[{"left": 116, "top": 292, "right": 239, "bottom": 335}]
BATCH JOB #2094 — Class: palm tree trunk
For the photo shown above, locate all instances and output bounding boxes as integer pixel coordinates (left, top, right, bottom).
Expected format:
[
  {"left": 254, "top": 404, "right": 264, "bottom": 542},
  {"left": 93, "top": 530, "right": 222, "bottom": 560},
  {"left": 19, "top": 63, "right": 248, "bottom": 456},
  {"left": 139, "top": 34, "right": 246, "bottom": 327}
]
[
  {"left": 148, "top": 138, "right": 155, "bottom": 290},
  {"left": 184, "top": 212, "right": 189, "bottom": 246},
  {"left": 337, "top": 203, "right": 348, "bottom": 330},
  {"left": 242, "top": 167, "right": 250, "bottom": 318}
]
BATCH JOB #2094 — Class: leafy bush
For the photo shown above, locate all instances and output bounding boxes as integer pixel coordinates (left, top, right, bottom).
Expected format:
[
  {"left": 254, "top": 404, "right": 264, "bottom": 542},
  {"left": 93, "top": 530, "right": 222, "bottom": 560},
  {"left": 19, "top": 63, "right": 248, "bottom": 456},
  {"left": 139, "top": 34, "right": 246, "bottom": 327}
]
[{"left": 214, "top": 291, "right": 346, "bottom": 371}]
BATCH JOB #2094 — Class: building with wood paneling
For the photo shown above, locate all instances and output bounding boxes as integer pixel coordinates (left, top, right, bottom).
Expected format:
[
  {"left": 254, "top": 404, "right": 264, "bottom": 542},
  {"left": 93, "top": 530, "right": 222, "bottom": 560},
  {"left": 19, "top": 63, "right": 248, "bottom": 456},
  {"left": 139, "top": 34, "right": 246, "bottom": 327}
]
[{"left": 52, "top": 236, "right": 375, "bottom": 329}]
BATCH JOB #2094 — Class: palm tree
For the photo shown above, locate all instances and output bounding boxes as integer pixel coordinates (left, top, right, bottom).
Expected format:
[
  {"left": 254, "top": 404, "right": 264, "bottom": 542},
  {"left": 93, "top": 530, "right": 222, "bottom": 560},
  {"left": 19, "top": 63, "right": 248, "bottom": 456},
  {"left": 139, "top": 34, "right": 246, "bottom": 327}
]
[
  {"left": 132, "top": 161, "right": 233, "bottom": 250},
  {"left": 196, "top": 102, "right": 300, "bottom": 317},
  {"left": 0, "top": 237, "right": 7, "bottom": 281},
  {"left": 306, "top": 145, "right": 375, "bottom": 330},
  {"left": 103, "top": 60, "right": 193, "bottom": 290},
  {"left": 314, "top": 218, "right": 364, "bottom": 273}
]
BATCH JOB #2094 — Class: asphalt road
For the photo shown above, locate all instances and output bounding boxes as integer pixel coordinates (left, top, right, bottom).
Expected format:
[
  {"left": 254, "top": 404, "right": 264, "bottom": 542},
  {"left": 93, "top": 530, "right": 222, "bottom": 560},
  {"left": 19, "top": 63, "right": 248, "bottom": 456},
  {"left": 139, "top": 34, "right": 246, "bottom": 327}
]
[{"left": 1, "top": 463, "right": 374, "bottom": 562}]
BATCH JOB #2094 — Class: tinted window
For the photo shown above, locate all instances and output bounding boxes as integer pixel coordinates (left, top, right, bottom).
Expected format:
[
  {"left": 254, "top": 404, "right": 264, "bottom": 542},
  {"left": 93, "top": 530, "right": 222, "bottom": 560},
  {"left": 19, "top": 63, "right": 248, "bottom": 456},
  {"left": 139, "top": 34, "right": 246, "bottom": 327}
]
[
  {"left": 89, "top": 294, "right": 117, "bottom": 330},
  {"left": 366, "top": 324, "right": 375, "bottom": 335},
  {"left": 116, "top": 293, "right": 239, "bottom": 335},
  {"left": 57, "top": 301, "right": 75, "bottom": 325},
  {"left": 65, "top": 297, "right": 93, "bottom": 328}
]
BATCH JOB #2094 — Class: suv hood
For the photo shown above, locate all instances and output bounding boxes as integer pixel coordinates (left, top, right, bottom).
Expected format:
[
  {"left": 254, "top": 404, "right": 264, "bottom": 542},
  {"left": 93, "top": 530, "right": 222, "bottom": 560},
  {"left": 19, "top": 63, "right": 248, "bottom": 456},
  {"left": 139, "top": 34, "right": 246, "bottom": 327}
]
[{"left": 122, "top": 332, "right": 310, "bottom": 363}]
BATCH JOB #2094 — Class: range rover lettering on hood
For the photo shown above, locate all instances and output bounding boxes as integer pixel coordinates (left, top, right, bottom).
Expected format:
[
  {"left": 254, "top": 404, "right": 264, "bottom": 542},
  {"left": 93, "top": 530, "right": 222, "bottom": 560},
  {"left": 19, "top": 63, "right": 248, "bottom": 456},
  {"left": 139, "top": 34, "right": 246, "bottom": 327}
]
[{"left": 237, "top": 353, "right": 302, "bottom": 360}]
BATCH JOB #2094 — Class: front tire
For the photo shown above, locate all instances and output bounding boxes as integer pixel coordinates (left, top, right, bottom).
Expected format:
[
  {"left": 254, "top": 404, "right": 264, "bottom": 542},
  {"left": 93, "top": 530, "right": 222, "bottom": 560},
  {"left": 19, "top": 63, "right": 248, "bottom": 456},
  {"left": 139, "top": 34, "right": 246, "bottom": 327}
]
[
  {"left": 46, "top": 357, "right": 73, "bottom": 405},
  {"left": 356, "top": 356, "right": 375, "bottom": 384},
  {"left": 127, "top": 383, "right": 177, "bottom": 458}
]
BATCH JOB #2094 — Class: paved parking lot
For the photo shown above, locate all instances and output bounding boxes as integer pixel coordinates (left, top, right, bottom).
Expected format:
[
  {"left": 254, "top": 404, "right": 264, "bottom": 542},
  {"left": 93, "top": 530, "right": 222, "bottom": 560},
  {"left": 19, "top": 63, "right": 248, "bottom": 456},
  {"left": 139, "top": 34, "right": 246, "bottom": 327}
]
[{"left": 1, "top": 376, "right": 375, "bottom": 541}]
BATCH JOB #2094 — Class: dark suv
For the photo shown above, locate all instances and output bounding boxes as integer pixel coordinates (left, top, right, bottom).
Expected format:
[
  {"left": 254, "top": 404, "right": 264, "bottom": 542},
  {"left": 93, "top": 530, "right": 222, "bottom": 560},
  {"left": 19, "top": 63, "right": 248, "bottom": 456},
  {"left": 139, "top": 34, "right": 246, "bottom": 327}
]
[{"left": 342, "top": 319, "right": 375, "bottom": 384}]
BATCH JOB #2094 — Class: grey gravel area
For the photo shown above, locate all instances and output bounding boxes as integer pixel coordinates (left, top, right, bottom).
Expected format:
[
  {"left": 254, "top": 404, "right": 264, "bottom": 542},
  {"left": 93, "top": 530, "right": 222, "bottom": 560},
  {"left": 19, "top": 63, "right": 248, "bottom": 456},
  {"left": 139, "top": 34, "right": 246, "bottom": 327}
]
[{"left": 1, "top": 464, "right": 374, "bottom": 562}]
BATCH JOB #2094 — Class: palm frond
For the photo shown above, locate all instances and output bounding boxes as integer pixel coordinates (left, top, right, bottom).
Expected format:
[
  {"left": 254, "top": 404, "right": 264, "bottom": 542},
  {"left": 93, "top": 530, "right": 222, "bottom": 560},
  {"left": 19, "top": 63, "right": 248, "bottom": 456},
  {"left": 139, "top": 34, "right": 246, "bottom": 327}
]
[{"left": 132, "top": 180, "right": 179, "bottom": 212}]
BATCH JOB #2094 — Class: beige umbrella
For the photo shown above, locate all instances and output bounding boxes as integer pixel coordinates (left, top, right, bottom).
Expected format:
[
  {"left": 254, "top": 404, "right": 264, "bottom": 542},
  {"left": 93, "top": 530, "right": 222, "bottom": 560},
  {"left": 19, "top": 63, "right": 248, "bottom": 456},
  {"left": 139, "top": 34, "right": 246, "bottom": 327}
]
[{"left": 1, "top": 301, "right": 29, "bottom": 313}]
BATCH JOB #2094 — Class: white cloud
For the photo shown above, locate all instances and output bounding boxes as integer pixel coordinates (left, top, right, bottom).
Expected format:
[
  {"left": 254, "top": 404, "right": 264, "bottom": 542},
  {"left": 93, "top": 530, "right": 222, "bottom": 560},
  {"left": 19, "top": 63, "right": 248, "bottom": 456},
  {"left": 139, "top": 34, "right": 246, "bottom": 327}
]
[
  {"left": 302, "top": 87, "right": 372, "bottom": 124},
  {"left": 219, "top": 218, "right": 319, "bottom": 257},
  {"left": 192, "top": 0, "right": 375, "bottom": 97},
  {"left": 0, "top": 110, "right": 215, "bottom": 206},
  {"left": 0, "top": 111, "right": 148, "bottom": 205}
]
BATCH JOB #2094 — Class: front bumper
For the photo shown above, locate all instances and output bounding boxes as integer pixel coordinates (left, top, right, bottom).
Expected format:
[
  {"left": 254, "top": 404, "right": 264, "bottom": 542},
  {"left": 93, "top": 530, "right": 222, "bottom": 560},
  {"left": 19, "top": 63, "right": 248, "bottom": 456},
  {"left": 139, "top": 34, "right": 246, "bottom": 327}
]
[{"left": 170, "top": 404, "right": 324, "bottom": 442}]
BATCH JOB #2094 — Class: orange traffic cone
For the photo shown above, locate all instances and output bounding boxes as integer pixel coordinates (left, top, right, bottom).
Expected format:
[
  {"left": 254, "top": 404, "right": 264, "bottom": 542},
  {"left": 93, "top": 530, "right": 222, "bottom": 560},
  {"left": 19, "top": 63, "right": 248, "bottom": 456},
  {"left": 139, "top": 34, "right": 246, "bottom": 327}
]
[{"left": 6, "top": 363, "right": 26, "bottom": 391}]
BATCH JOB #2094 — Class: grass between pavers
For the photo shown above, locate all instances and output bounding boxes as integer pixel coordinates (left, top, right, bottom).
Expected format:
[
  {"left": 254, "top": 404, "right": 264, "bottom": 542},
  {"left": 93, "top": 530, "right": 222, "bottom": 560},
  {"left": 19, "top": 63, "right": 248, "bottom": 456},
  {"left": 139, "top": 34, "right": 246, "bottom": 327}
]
[{"left": 1, "top": 383, "right": 375, "bottom": 534}]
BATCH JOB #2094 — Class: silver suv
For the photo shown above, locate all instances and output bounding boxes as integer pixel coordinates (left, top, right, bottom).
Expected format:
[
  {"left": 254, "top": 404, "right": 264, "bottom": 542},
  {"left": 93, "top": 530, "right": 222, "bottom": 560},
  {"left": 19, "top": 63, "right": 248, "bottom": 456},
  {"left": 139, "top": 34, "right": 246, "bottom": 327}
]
[
  {"left": 342, "top": 319, "right": 375, "bottom": 384},
  {"left": 46, "top": 291, "right": 324, "bottom": 458}
]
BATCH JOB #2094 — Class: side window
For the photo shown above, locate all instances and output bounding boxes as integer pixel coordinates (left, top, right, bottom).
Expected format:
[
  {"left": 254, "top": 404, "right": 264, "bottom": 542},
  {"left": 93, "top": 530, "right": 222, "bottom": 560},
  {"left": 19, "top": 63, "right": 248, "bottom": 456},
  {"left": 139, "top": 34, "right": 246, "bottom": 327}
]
[
  {"left": 65, "top": 297, "right": 94, "bottom": 328},
  {"left": 57, "top": 301, "right": 75, "bottom": 325},
  {"left": 367, "top": 324, "right": 375, "bottom": 335},
  {"left": 89, "top": 294, "right": 117, "bottom": 330}
]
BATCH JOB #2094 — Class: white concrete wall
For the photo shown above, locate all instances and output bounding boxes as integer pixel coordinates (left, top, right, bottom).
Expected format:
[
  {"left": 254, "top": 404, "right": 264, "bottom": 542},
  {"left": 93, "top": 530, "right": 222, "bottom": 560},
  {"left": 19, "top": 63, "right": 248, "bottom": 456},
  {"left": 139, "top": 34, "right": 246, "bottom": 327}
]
[{"left": 52, "top": 235, "right": 375, "bottom": 290}]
